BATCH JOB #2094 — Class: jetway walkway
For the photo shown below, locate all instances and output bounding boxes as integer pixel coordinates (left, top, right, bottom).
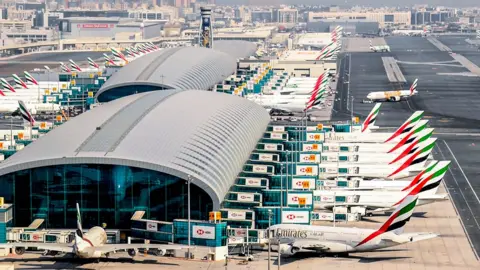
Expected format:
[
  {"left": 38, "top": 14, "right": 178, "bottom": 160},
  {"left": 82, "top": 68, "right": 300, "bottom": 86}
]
[{"left": 382, "top": 57, "right": 407, "bottom": 83}]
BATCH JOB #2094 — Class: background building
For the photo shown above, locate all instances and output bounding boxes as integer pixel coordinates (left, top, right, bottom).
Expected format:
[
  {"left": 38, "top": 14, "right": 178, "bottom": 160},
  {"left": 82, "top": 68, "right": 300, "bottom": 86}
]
[
  {"left": 308, "top": 10, "right": 411, "bottom": 27},
  {"left": 307, "top": 20, "right": 380, "bottom": 34}
]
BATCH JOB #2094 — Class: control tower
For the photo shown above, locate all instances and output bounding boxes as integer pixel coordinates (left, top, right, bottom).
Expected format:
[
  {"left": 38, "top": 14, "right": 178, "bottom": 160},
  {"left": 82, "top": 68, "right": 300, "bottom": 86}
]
[{"left": 199, "top": 7, "right": 213, "bottom": 48}]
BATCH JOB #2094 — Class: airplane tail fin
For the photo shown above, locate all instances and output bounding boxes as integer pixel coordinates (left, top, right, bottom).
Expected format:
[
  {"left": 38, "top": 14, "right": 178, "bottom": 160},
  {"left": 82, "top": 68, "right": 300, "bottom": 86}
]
[
  {"left": 369, "top": 40, "right": 374, "bottom": 50},
  {"left": 385, "top": 111, "right": 425, "bottom": 143},
  {"left": 361, "top": 103, "right": 381, "bottom": 132},
  {"left": 24, "top": 71, "right": 39, "bottom": 86},
  {"left": 87, "top": 57, "right": 99, "bottom": 69},
  {"left": 401, "top": 160, "right": 451, "bottom": 194},
  {"left": 389, "top": 129, "right": 434, "bottom": 163},
  {"left": 18, "top": 100, "right": 35, "bottom": 125},
  {"left": 388, "top": 137, "right": 436, "bottom": 178},
  {"left": 76, "top": 202, "right": 84, "bottom": 238},
  {"left": 12, "top": 74, "right": 28, "bottom": 89},
  {"left": 356, "top": 194, "right": 419, "bottom": 247},
  {"left": 387, "top": 120, "right": 429, "bottom": 153},
  {"left": 60, "top": 62, "right": 71, "bottom": 73},
  {"left": 409, "top": 78, "right": 418, "bottom": 96},
  {"left": 0, "top": 78, "right": 16, "bottom": 92},
  {"left": 69, "top": 59, "right": 82, "bottom": 72}
]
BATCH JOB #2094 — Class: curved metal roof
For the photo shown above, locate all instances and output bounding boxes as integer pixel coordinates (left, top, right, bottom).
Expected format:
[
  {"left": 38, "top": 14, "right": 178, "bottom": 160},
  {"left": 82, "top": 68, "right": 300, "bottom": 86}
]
[
  {"left": 0, "top": 90, "right": 270, "bottom": 209},
  {"left": 96, "top": 41, "right": 257, "bottom": 102}
]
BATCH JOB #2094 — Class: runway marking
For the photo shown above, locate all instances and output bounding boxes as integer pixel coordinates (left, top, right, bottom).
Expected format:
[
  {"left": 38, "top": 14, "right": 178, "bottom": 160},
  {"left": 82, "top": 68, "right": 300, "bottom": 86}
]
[
  {"left": 436, "top": 143, "right": 479, "bottom": 260},
  {"left": 443, "top": 140, "right": 480, "bottom": 205}
]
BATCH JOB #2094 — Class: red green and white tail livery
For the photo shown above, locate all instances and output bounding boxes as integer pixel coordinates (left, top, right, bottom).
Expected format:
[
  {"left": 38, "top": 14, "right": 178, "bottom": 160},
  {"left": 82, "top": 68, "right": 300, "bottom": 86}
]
[
  {"left": 60, "top": 62, "right": 71, "bottom": 73},
  {"left": 69, "top": 59, "right": 82, "bottom": 72},
  {"left": 87, "top": 57, "right": 99, "bottom": 69},
  {"left": 18, "top": 100, "right": 35, "bottom": 125},
  {"left": 268, "top": 193, "right": 437, "bottom": 255},
  {"left": 24, "top": 71, "right": 39, "bottom": 86},
  {"left": 12, "top": 74, "right": 28, "bottom": 89},
  {"left": 1, "top": 78, "right": 16, "bottom": 92},
  {"left": 388, "top": 119, "right": 429, "bottom": 153},
  {"left": 385, "top": 111, "right": 424, "bottom": 142},
  {"left": 361, "top": 103, "right": 382, "bottom": 132},
  {"left": 103, "top": 54, "right": 116, "bottom": 66},
  {"left": 400, "top": 160, "right": 451, "bottom": 193},
  {"left": 389, "top": 128, "right": 434, "bottom": 164},
  {"left": 111, "top": 48, "right": 128, "bottom": 62},
  {"left": 388, "top": 138, "right": 437, "bottom": 178}
]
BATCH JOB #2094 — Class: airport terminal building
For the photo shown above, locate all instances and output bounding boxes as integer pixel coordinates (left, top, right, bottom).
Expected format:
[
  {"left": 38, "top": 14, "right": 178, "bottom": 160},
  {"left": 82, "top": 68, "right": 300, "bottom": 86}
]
[{"left": 0, "top": 90, "right": 270, "bottom": 229}]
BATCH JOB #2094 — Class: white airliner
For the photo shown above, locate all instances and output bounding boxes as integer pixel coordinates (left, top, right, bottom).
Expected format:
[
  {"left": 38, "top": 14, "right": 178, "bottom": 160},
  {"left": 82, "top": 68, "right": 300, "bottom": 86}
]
[
  {"left": 270, "top": 186, "right": 437, "bottom": 256},
  {"left": 366, "top": 79, "right": 418, "bottom": 102},
  {"left": 392, "top": 29, "right": 428, "bottom": 36},
  {"left": 0, "top": 203, "right": 185, "bottom": 259},
  {"left": 369, "top": 40, "right": 391, "bottom": 52}
]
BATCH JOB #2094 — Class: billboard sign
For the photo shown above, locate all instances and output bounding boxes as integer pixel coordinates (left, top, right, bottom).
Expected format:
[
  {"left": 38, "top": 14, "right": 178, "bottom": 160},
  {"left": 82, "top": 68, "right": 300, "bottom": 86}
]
[
  {"left": 146, "top": 222, "right": 157, "bottom": 232},
  {"left": 281, "top": 210, "right": 310, "bottom": 224},
  {"left": 291, "top": 178, "right": 316, "bottom": 190},
  {"left": 295, "top": 165, "right": 318, "bottom": 176},
  {"left": 302, "top": 143, "right": 321, "bottom": 152},
  {"left": 228, "top": 210, "right": 247, "bottom": 220},
  {"left": 299, "top": 153, "right": 320, "bottom": 163},
  {"left": 287, "top": 193, "right": 313, "bottom": 206},
  {"left": 258, "top": 154, "right": 273, "bottom": 162},
  {"left": 306, "top": 132, "right": 324, "bottom": 142},
  {"left": 252, "top": 165, "right": 268, "bottom": 173},
  {"left": 237, "top": 193, "right": 255, "bottom": 202},
  {"left": 79, "top": 24, "right": 113, "bottom": 29},
  {"left": 192, "top": 225, "right": 215, "bottom": 240},
  {"left": 244, "top": 178, "right": 262, "bottom": 187},
  {"left": 264, "top": 143, "right": 279, "bottom": 151}
]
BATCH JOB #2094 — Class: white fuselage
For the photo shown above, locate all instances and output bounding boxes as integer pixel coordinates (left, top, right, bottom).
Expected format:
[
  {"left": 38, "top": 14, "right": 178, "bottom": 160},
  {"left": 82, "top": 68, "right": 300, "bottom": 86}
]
[
  {"left": 319, "top": 151, "right": 421, "bottom": 164},
  {"left": 269, "top": 224, "right": 410, "bottom": 254},
  {"left": 324, "top": 131, "right": 405, "bottom": 143},
  {"left": 317, "top": 162, "right": 425, "bottom": 180},
  {"left": 0, "top": 101, "right": 60, "bottom": 114},
  {"left": 367, "top": 90, "right": 417, "bottom": 101},
  {"left": 75, "top": 226, "right": 108, "bottom": 258},
  {"left": 312, "top": 190, "right": 443, "bottom": 212}
]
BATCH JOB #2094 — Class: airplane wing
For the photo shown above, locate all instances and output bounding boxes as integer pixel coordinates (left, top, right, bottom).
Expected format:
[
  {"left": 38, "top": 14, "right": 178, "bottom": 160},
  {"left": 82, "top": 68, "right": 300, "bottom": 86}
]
[
  {"left": 321, "top": 203, "right": 392, "bottom": 212},
  {"left": 398, "top": 232, "right": 438, "bottom": 243},
  {"left": 0, "top": 243, "right": 73, "bottom": 253},
  {"left": 92, "top": 243, "right": 186, "bottom": 254}
]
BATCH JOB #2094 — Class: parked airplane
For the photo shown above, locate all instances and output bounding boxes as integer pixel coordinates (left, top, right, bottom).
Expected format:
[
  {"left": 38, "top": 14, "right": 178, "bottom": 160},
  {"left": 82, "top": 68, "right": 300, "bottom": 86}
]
[
  {"left": 0, "top": 203, "right": 185, "bottom": 259},
  {"left": 369, "top": 40, "right": 391, "bottom": 52},
  {"left": 270, "top": 188, "right": 437, "bottom": 256},
  {"left": 392, "top": 29, "right": 428, "bottom": 36},
  {"left": 88, "top": 57, "right": 100, "bottom": 69},
  {"left": 70, "top": 59, "right": 82, "bottom": 72},
  {"left": 313, "top": 160, "right": 447, "bottom": 214},
  {"left": 103, "top": 54, "right": 117, "bottom": 66},
  {"left": 366, "top": 79, "right": 418, "bottom": 102},
  {"left": 60, "top": 62, "right": 71, "bottom": 73}
]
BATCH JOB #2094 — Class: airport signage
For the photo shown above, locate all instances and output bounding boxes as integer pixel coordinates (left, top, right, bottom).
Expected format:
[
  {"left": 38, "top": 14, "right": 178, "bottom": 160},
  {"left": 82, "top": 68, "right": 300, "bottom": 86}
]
[
  {"left": 295, "top": 165, "right": 318, "bottom": 176},
  {"left": 272, "top": 126, "right": 285, "bottom": 132},
  {"left": 244, "top": 178, "right": 262, "bottom": 187},
  {"left": 299, "top": 153, "right": 320, "bottom": 163},
  {"left": 252, "top": 165, "right": 268, "bottom": 173},
  {"left": 192, "top": 225, "right": 215, "bottom": 240},
  {"left": 287, "top": 193, "right": 313, "bottom": 206},
  {"left": 258, "top": 154, "right": 273, "bottom": 162},
  {"left": 281, "top": 210, "right": 310, "bottom": 224},
  {"left": 270, "top": 132, "right": 284, "bottom": 139},
  {"left": 302, "top": 143, "right": 321, "bottom": 152},
  {"left": 291, "top": 178, "right": 315, "bottom": 190},
  {"left": 146, "top": 222, "right": 157, "bottom": 232},
  {"left": 232, "top": 228, "right": 247, "bottom": 237},
  {"left": 237, "top": 193, "right": 255, "bottom": 202},
  {"left": 228, "top": 237, "right": 244, "bottom": 244},
  {"left": 306, "top": 132, "right": 324, "bottom": 142},
  {"left": 263, "top": 143, "right": 279, "bottom": 151},
  {"left": 228, "top": 210, "right": 246, "bottom": 220},
  {"left": 80, "top": 24, "right": 113, "bottom": 29}
]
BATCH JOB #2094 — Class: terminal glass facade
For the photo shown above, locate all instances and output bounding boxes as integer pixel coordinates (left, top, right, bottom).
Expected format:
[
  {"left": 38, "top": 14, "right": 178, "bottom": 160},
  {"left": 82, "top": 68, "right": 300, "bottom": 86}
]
[
  {"left": 97, "top": 85, "right": 172, "bottom": 103},
  {"left": 0, "top": 164, "right": 212, "bottom": 229}
]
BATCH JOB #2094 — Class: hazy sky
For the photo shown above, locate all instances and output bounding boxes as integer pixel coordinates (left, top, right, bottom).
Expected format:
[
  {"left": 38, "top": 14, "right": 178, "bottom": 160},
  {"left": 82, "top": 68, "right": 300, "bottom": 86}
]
[{"left": 215, "top": 0, "right": 479, "bottom": 8}]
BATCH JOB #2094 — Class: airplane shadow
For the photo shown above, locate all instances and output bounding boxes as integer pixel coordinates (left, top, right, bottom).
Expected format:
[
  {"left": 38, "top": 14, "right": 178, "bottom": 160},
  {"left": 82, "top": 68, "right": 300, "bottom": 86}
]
[
  {"left": 3, "top": 256, "right": 180, "bottom": 270},
  {"left": 270, "top": 249, "right": 411, "bottom": 265}
]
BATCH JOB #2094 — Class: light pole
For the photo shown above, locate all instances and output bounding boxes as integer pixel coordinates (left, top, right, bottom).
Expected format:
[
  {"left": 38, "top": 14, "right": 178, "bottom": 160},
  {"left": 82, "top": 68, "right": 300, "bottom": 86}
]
[
  {"left": 267, "top": 209, "right": 273, "bottom": 270},
  {"left": 187, "top": 174, "right": 192, "bottom": 259}
]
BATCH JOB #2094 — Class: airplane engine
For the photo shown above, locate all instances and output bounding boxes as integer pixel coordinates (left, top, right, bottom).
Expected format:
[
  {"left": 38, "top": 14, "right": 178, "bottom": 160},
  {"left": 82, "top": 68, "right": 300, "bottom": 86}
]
[
  {"left": 389, "top": 96, "right": 400, "bottom": 102},
  {"left": 154, "top": 249, "right": 167, "bottom": 256},
  {"left": 127, "top": 248, "right": 137, "bottom": 257},
  {"left": 15, "top": 247, "right": 26, "bottom": 255},
  {"left": 279, "top": 244, "right": 300, "bottom": 255}
]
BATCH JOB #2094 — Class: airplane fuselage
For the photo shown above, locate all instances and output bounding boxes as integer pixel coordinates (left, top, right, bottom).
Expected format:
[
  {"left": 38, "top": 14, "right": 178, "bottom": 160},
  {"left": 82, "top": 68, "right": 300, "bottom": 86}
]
[
  {"left": 75, "top": 226, "right": 108, "bottom": 258},
  {"left": 367, "top": 90, "right": 417, "bottom": 102},
  {"left": 269, "top": 225, "right": 409, "bottom": 254}
]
